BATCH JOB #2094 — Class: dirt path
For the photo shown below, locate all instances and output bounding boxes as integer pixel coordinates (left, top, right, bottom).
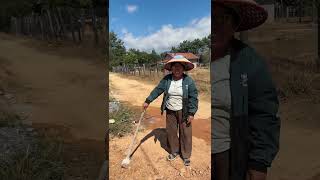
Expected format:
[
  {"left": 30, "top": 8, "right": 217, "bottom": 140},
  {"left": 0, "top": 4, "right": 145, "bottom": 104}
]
[
  {"left": 0, "top": 33, "right": 106, "bottom": 179},
  {"left": 268, "top": 98, "right": 320, "bottom": 180},
  {"left": 0, "top": 33, "right": 107, "bottom": 141},
  {"left": 109, "top": 72, "right": 211, "bottom": 179},
  {"left": 109, "top": 72, "right": 210, "bottom": 120},
  {"left": 109, "top": 133, "right": 211, "bottom": 180}
]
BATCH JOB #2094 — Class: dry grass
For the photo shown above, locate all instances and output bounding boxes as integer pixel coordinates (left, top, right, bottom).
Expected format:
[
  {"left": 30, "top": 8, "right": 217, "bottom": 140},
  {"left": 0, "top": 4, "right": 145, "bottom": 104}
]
[
  {"left": 249, "top": 22, "right": 320, "bottom": 101},
  {"left": 0, "top": 112, "right": 65, "bottom": 180}
]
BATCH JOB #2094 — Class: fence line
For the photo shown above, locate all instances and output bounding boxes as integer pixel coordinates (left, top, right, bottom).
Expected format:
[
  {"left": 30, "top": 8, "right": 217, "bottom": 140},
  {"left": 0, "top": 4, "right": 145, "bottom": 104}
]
[
  {"left": 112, "top": 63, "right": 209, "bottom": 78},
  {"left": 9, "top": 6, "right": 105, "bottom": 45}
]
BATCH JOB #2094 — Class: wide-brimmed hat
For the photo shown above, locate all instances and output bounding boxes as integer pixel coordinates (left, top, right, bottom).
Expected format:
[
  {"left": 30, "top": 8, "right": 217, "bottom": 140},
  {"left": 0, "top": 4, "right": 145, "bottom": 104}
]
[
  {"left": 213, "top": 0, "right": 268, "bottom": 32},
  {"left": 164, "top": 55, "right": 194, "bottom": 71}
]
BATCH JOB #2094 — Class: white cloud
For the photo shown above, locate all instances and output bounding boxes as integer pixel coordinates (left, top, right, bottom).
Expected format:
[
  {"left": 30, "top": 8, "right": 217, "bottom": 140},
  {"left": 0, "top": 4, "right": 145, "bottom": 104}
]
[
  {"left": 121, "top": 28, "right": 128, "bottom": 34},
  {"left": 126, "top": 5, "right": 138, "bottom": 13},
  {"left": 120, "top": 16, "right": 211, "bottom": 53}
]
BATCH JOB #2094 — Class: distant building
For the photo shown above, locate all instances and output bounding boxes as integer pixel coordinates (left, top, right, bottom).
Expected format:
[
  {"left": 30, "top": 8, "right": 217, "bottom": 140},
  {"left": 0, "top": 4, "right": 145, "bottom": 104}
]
[{"left": 256, "top": 0, "right": 275, "bottom": 23}]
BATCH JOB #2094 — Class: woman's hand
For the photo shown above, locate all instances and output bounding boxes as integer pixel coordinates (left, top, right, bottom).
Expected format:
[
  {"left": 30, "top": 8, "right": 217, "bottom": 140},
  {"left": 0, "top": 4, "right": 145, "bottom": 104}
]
[
  {"left": 143, "top": 102, "right": 149, "bottom": 110},
  {"left": 187, "top": 115, "right": 194, "bottom": 124}
]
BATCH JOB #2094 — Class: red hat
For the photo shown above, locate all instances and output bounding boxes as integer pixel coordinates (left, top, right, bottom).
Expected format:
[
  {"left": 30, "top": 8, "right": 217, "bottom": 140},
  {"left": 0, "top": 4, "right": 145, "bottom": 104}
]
[{"left": 213, "top": 0, "right": 268, "bottom": 32}]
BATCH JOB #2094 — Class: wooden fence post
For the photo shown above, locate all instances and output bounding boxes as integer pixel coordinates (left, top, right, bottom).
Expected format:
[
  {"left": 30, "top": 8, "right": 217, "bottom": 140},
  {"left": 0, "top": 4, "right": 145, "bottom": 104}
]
[{"left": 92, "top": 7, "right": 99, "bottom": 46}]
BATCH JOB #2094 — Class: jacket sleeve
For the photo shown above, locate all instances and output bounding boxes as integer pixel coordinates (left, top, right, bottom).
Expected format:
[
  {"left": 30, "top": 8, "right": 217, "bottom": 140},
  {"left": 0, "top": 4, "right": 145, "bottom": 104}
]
[
  {"left": 187, "top": 79, "right": 199, "bottom": 116},
  {"left": 247, "top": 59, "right": 280, "bottom": 173},
  {"left": 145, "top": 78, "right": 166, "bottom": 104}
]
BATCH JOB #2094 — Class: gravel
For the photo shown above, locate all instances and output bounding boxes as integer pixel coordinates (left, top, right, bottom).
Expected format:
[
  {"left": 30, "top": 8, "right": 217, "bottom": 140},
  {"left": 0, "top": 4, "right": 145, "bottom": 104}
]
[{"left": 109, "top": 101, "right": 120, "bottom": 113}]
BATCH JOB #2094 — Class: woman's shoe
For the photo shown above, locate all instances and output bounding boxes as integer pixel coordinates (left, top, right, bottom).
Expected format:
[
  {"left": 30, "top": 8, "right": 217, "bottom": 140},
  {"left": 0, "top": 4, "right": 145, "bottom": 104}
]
[
  {"left": 183, "top": 158, "right": 191, "bottom": 166},
  {"left": 167, "top": 153, "right": 179, "bottom": 161}
]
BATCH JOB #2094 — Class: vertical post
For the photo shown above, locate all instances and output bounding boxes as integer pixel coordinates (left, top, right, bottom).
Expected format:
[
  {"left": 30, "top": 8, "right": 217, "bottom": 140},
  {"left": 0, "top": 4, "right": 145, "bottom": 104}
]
[
  {"left": 313, "top": 0, "right": 317, "bottom": 24},
  {"left": 47, "top": 9, "right": 55, "bottom": 39},
  {"left": 57, "top": 7, "right": 66, "bottom": 40},
  {"left": 317, "top": 3, "right": 320, "bottom": 70},
  {"left": 92, "top": 7, "right": 99, "bottom": 46},
  {"left": 69, "top": 8, "right": 76, "bottom": 42}
]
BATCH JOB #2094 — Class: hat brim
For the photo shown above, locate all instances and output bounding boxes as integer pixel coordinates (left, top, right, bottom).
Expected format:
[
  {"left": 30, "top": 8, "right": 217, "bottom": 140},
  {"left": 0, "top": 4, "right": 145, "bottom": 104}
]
[
  {"left": 214, "top": 0, "right": 268, "bottom": 32},
  {"left": 164, "top": 58, "right": 195, "bottom": 71}
]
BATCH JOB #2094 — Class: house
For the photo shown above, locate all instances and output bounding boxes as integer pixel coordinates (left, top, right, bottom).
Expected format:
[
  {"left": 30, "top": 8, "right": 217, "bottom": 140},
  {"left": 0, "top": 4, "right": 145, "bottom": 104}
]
[
  {"left": 256, "top": 0, "right": 275, "bottom": 23},
  {"left": 161, "top": 52, "right": 200, "bottom": 67}
]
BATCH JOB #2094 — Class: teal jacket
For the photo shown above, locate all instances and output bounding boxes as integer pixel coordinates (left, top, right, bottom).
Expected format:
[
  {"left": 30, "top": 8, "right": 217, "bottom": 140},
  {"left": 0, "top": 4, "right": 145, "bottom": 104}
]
[
  {"left": 145, "top": 73, "right": 198, "bottom": 121},
  {"left": 228, "top": 38, "right": 280, "bottom": 179}
]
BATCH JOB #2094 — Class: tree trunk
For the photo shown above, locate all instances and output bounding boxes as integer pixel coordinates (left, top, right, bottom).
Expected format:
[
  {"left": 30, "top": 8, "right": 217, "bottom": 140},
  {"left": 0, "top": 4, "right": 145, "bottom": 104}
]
[
  {"left": 47, "top": 9, "right": 55, "bottom": 40},
  {"left": 14, "top": 17, "right": 18, "bottom": 35},
  {"left": 39, "top": 15, "right": 45, "bottom": 40},
  {"left": 53, "top": 7, "right": 62, "bottom": 40},
  {"left": 69, "top": 8, "right": 76, "bottom": 42},
  {"left": 57, "top": 7, "right": 66, "bottom": 39},
  {"left": 317, "top": 3, "right": 320, "bottom": 70},
  {"left": 92, "top": 7, "right": 99, "bottom": 46},
  {"left": 299, "top": 1, "right": 302, "bottom": 23},
  {"left": 43, "top": 13, "right": 49, "bottom": 40},
  {"left": 313, "top": 0, "right": 317, "bottom": 24},
  {"left": 77, "top": 10, "right": 82, "bottom": 43}
]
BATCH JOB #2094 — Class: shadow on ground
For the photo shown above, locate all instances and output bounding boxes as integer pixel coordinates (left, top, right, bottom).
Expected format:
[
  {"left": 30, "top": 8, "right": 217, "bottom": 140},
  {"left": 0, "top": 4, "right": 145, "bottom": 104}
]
[{"left": 131, "top": 128, "right": 170, "bottom": 158}]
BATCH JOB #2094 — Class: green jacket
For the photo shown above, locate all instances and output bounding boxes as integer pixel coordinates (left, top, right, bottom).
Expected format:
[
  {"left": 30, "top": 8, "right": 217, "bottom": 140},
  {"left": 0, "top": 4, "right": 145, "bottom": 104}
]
[
  {"left": 229, "top": 39, "right": 280, "bottom": 179},
  {"left": 145, "top": 73, "right": 198, "bottom": 121}
]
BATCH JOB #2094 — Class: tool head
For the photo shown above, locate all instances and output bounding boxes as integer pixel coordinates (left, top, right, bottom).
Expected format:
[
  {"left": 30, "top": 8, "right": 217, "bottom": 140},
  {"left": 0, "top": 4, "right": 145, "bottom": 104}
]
[{"left": 121, "top": 157, "right": 131, "bottom": 168}]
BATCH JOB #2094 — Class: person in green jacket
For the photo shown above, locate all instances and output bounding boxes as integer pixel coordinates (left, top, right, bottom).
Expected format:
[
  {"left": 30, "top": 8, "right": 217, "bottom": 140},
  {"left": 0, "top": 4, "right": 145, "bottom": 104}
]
[
  {"left": 212, "top": 0, "right": 280, "bottom": 180},
  {"left": 143, "top": 55, "right": 199, "bottom": 166}
]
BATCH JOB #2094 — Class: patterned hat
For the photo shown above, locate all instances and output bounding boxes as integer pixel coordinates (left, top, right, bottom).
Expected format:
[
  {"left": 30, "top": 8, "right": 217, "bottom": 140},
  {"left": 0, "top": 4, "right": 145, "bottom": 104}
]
[
  {"left": 214, "top": 0, "right": 268, "bottom": 32},
  {"left": 164, "top": 55, "right": 195, "bottom": 71}
]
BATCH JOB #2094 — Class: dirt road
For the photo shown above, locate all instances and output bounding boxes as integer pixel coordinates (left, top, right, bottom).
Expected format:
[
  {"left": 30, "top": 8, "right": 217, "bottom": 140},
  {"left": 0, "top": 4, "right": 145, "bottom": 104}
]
[
  {"left": 0, "top": 33, "right": 106, "bottom": 179},
  {"left": 0, "top": 33, "right": 107, "bottom": 141},
  {"left": 109, "top": 72, "right": 211, "bottom": 179},
  {"left": 109, "top": 73, "right": 211, "bottom": 120}
]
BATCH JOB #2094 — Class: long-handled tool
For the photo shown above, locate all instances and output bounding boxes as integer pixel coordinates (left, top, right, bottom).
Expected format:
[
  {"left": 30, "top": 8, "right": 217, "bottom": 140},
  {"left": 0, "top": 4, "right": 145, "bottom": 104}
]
[{"left": 121, "top": 109, "right": 146, "bottom": 168}]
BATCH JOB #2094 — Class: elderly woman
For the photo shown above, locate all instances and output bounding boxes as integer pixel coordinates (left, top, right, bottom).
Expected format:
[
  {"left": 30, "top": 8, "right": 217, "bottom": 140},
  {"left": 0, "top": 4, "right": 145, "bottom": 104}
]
[
  {"left": 143, "top": 55, "right": 198, "bottom": 166},
  {"left": 212, "top": 0, "right": 280, "bottom": 180}
]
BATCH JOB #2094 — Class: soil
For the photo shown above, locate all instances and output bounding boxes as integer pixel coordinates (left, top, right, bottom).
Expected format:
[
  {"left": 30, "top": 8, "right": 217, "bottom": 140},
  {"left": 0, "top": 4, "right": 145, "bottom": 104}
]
[
  {"left": 0, "top": 33, "right": 106, "bottom": 179},
  {"left": 109, "top": 73, "right": 211, "bottom": 179}
]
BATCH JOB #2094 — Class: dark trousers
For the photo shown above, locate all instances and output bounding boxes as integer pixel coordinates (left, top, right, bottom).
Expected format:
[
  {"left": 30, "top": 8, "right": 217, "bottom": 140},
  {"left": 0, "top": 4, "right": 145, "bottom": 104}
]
[
  {"left": 212, "top": 150, "right": 230, "bottom": 180},
  {"left": 166, "top": 109, "right": 192, "bottom": 159}
]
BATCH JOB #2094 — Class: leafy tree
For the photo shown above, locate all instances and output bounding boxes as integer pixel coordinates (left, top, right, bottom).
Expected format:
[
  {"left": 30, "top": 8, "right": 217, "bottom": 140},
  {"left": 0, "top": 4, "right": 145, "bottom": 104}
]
[
  {"left": 109, "top": 31, "right": 126, "bottom": 66},
  {"left": 150, "top": 49, "right": 161, "bottom": 63},
  {"left": 199, "top": 47, "right": 210, "bottom": 65}
]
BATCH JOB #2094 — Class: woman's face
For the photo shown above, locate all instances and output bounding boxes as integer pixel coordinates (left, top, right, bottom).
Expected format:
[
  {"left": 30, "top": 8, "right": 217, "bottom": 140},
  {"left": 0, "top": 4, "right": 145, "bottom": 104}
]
[
  {"left": 213, "top": 4, "right": 237, "bottom": 49},
  {"left": 171, "top": 63, "right": 184, "bottom": 79}
]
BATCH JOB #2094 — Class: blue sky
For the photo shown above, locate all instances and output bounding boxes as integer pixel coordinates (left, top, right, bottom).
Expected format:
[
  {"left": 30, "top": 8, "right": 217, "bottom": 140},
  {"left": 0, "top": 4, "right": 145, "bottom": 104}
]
[{"left": 110, "top": 0, "right": 211, "bottom": 53}]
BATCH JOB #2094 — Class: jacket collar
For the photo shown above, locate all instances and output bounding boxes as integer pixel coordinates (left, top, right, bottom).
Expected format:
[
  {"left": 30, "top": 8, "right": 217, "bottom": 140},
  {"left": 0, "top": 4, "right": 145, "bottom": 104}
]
[{"left": 230, "top": 38, "right": 247, "bottom": 63}]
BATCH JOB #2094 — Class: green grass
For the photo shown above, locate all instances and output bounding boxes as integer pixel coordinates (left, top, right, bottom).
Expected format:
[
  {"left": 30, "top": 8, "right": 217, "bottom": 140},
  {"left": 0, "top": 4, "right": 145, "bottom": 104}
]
[
  {"left": 0, "top": 112, "right": 65, "bottom": 180},
  {"left": 0, "top": 137, "right": 65, "bottom": 180},
  {"left": 0, "top": 111, "right": 22, "bottom": 127},
  {"left": 109, "top": 104, "right": 135, "bottom": 137}
]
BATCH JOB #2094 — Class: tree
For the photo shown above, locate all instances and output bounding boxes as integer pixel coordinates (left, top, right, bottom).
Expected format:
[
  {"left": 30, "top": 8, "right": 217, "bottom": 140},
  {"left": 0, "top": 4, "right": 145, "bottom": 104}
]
[
  {"left": 199, "top": 47, "right": 210, "bottom": 65},
  {"left": 150, "top": 49, "right": 161, "bottom": 63},
  {"left": 109, "top": 31, "right": 126, "bottom": 66}
]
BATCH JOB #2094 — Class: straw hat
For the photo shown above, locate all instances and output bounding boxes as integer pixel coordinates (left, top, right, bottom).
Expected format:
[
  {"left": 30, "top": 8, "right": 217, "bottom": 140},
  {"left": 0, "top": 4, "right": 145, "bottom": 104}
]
[
  {"left": 164, "top": 55, "right": 195, "bottom": 71},
  {"left": 214, "top": 0, "right": 268, "bottom": 32}
]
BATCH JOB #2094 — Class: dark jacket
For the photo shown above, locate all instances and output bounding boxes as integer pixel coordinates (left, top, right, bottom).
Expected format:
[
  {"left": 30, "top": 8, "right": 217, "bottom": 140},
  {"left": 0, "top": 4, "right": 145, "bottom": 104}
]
[
  {"left": 145, "top": 73, "right": 198, "bottom": 122},
  {"left": 229, "top": 38, "right": 280, "bottom": 180}
]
